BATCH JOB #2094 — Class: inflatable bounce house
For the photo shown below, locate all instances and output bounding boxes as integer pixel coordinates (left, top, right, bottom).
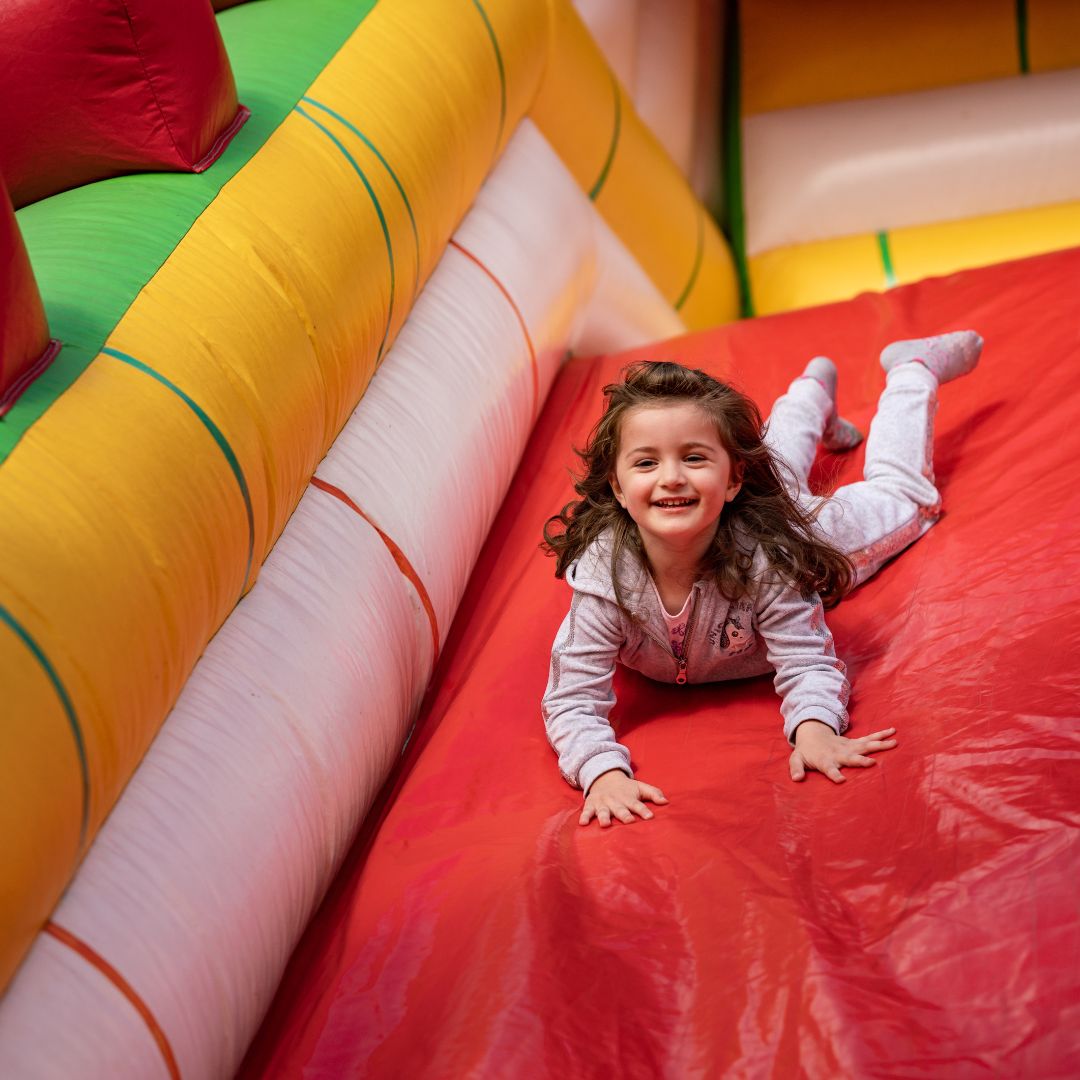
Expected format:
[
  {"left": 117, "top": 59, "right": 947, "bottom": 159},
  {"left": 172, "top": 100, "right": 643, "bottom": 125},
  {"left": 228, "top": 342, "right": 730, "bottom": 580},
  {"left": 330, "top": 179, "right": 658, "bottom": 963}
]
[{"left": 1, "top": 1, "right": 1077, "bottom": 1076}]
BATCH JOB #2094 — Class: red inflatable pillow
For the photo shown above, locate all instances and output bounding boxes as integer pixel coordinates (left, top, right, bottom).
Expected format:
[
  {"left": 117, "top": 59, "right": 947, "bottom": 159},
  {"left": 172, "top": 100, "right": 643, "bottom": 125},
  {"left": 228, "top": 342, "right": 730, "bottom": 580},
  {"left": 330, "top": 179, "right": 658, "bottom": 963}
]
[
  {"left": 0, "top": 0, "right": 248, "bottom": 208},
  {"left": 0, "top": 181, "right": 57, "bottom": 415}
]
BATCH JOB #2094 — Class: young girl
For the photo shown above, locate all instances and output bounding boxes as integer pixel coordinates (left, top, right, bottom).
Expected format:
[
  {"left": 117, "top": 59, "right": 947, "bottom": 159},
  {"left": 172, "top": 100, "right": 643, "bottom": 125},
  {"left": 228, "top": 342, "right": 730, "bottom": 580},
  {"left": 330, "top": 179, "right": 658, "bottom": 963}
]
[{"left": 541, "top": 331, "right": 982, "bottom": 827}]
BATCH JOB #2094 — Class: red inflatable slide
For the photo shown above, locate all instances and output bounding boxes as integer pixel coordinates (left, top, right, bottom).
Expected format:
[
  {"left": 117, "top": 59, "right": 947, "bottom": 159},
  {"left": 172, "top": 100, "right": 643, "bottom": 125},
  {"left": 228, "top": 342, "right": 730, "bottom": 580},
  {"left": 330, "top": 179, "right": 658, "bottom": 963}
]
[{"left": 243, "top": 249, "right": 1080, "bottom": 1078}]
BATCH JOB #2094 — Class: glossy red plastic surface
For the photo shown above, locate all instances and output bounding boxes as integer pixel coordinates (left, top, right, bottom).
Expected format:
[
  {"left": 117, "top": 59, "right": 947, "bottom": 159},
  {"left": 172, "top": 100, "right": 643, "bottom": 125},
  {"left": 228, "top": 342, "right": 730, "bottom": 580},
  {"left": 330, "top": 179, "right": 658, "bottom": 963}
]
[
  {"left": 244, "top": 250, "right": 1080, "bottom": 1078},
  {"left": 0, "top": 0, "right": 243, "bottom": 207},
  {"left": 0, "top": 180, "right": 52, "bottom": 409}
]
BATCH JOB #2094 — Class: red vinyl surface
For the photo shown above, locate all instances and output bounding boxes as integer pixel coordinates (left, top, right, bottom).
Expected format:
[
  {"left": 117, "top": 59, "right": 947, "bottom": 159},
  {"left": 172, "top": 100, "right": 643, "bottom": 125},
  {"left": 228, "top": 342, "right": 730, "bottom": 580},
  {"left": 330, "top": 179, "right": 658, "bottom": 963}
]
[
  {"left": 244, "top": 250, "right": 1080, "bottom": 1078},
  {"left": 0, "top": 0, "right": 242, "bottom": 207},
  {"left": 0, "top": 180, "right": 51, "bottom": 408}
]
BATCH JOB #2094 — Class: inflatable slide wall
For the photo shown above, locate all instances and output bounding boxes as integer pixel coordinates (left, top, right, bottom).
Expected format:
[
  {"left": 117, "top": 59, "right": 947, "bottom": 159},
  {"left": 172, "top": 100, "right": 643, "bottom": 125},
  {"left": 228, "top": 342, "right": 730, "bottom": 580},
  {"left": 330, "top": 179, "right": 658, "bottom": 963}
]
[{"left": 1, "top": 1, "right": 1078, "bottom": 1077}]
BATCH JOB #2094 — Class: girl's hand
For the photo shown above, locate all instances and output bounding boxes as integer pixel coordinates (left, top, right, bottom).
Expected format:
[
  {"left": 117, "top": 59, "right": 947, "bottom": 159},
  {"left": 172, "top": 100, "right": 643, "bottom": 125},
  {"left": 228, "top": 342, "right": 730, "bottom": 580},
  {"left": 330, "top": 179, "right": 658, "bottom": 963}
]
[
  {"left": 581, "top": 770, "right": 668, "bottom": 826},
  {"left": 789, "top": 721, "right": 898, "bottom": 783}
]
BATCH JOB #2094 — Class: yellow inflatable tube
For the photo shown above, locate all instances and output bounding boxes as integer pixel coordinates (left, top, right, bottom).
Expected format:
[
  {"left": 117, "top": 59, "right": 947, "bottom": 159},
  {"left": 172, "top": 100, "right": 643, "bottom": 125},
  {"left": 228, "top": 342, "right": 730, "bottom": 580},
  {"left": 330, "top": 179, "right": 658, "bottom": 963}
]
[{"left": 532, "top": 0, "right": 737, "bottom": 328}]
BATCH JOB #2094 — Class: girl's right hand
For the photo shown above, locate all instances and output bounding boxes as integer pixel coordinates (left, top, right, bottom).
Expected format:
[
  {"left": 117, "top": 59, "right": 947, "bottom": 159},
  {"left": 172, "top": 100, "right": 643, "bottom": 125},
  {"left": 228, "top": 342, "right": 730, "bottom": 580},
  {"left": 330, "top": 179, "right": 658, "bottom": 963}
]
[{"left": 581, "top": 770, "right": 668, "bottom": 827}]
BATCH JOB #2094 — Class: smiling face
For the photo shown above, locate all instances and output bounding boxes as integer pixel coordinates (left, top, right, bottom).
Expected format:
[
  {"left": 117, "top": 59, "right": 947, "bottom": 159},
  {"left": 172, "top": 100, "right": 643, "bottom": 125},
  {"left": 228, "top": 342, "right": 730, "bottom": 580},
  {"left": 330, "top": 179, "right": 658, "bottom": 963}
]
[{"left": 609, "top": 402, "right": 742, "bottom": 566}]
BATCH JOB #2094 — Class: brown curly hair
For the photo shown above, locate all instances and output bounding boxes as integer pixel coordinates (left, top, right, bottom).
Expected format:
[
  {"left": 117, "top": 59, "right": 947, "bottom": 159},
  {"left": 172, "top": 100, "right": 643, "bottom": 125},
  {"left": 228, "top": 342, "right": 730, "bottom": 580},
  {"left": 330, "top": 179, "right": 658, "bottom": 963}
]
[{"left": 542, "top": 360, "right": 853, "bottom": 610}]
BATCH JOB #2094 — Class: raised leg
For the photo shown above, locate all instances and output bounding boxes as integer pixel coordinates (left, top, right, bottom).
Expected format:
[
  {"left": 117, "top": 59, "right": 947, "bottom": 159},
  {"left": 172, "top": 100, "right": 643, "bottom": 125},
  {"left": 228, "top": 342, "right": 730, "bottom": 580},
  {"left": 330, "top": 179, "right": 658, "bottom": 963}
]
[
  {"left": 812, "top": 331, "right": 981, "bottom": 589},
  {"left": 764, "top": 357, "right": 862, "bottom": 497}
]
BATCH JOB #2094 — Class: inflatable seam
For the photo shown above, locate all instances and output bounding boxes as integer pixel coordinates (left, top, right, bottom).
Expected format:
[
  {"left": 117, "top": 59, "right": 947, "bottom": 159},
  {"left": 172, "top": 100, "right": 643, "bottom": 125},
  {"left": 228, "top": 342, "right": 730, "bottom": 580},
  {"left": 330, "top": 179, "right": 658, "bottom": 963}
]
[{"left": 44, "top": 922, "right": 180, "bottom": 1080}]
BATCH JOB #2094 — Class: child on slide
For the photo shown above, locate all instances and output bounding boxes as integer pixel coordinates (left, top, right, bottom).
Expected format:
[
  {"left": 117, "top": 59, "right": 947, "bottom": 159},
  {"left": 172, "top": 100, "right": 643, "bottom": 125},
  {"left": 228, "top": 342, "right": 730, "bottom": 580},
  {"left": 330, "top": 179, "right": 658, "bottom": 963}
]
[{"left": 541, "top": 331, "right": 982, "bottom": 827}]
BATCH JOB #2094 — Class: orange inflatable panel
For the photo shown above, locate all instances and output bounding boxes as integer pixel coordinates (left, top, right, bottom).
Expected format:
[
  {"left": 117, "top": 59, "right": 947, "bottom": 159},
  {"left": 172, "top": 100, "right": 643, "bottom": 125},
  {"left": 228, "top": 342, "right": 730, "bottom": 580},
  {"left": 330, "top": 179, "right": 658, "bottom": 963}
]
[{"left": 243, "top": 248, "right": 1080, "bottom": 1078}]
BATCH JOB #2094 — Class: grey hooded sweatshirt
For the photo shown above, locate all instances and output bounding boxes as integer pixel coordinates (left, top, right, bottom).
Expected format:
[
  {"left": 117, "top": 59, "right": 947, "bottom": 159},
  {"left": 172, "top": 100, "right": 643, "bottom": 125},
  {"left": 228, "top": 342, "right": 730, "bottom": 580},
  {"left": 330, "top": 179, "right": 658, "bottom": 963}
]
[{"left": 542, "top": 532, "right": 850, "bottom": 794}]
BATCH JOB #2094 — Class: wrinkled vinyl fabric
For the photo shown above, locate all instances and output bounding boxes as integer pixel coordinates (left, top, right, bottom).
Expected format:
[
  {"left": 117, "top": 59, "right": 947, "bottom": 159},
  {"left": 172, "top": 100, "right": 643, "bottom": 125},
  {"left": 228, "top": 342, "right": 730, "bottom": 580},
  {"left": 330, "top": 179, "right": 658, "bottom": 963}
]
[{"left": 243, "top": 248, "right": 1080, "bottom": 1079}]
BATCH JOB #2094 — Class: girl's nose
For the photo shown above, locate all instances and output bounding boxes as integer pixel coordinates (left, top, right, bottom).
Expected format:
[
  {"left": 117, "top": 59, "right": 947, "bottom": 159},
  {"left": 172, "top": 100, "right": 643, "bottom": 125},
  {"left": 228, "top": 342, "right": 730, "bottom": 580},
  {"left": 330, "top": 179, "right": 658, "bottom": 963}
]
[{"left": 658, "top": 459, "right": 684, "bottom": 486}]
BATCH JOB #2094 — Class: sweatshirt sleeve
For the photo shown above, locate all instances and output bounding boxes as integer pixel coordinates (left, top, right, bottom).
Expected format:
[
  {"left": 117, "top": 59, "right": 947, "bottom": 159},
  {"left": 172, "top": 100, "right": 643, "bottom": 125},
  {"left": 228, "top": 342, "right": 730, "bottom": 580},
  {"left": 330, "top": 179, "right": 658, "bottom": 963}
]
[
  {"left": 754, "top": 568, "right": 850, "bottom": 743},
  {"left": 542, "top": 589, "right": 633, "bottom": 794}
]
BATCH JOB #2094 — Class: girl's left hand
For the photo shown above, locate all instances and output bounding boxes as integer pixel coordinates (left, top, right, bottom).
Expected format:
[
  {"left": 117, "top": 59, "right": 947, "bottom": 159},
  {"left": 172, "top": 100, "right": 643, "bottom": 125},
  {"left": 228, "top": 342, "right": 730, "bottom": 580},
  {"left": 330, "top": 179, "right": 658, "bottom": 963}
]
[{"left": 789, "top": 721, "right": 897, "bottom": 783}]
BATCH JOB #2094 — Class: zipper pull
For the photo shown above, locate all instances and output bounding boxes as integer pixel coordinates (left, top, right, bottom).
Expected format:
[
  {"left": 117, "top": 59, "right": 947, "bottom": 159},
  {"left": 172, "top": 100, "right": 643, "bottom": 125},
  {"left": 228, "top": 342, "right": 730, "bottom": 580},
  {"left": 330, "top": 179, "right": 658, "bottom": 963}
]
[{"left": 676, "top": 658, "right": 688, "bottom": 685}]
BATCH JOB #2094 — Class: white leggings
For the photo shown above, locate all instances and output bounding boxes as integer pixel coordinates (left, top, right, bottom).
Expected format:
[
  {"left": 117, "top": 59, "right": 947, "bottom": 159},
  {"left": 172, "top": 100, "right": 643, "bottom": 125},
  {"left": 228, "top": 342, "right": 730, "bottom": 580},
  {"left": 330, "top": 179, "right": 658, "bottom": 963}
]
[{"left": 763, "top": 363, "right": 942, "bottom": 589}]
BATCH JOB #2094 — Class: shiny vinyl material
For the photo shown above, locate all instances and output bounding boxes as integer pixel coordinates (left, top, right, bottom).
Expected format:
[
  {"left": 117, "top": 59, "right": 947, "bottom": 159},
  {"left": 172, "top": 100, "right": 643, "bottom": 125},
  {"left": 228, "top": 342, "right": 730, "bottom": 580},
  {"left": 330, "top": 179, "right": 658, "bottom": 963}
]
[
  {"left": 243, "top": 247, "right": 1080, "bottom": 1078},
  {"left": 0, "top": 0, "right": 244, "bottom": 207},
  {"left": 0, "top": 122, "right": 681, "bottom": 1080}
]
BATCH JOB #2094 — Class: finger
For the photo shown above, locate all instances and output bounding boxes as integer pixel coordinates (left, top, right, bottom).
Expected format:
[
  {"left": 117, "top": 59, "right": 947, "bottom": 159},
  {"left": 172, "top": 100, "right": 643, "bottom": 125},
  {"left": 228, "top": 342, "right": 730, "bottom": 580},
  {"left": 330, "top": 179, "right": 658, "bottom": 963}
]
[
  {"left": 867, "top": 738, "right": 899, "bottom": 751},
  {"left": 864, "top": 728, "right": 897, "bottom": 740},
  {"left": 629, "top": 800, "right": 654, "bottom": 821},
  {"left": 596, "top": 808, "right": 613, "bottom": 828},
  {"left": 853, "top": 738, "right": 898, "bottom": 754},
  {"left": 840, "top": 754, "right": 877, "bottom": 768},
  {"left": 579, "top": 805, "right": 594, "bottom": 826},
  {"left": 789, "top": 753, "right": 806, "bottom": 782},
  {"left": 638, "top": 784, "right": 668, "bottom": 804},
  {"left": 612, "top": 806, "right": 635, "bottom": 824},
  {"left": 825, "top": 765, "right": 846, "bottom": 783}
]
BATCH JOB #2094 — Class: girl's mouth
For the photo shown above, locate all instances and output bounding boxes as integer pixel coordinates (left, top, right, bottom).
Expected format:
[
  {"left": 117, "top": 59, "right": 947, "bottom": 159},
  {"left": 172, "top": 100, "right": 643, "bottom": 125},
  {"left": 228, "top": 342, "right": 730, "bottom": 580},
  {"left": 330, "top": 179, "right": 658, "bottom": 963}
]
[{"left": 653, "top": 497, "right": 697, "bottom": 509}]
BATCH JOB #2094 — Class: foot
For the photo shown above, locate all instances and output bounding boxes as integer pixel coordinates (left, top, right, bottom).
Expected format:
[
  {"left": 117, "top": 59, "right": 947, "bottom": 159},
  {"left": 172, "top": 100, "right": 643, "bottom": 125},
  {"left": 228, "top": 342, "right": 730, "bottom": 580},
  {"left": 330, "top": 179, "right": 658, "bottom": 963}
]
[
  {"left": 880, "top": 330, "right": 983, "bottom": 384},
  {"left": 800, "top": 356, "right": 864, "bottom": 452}
]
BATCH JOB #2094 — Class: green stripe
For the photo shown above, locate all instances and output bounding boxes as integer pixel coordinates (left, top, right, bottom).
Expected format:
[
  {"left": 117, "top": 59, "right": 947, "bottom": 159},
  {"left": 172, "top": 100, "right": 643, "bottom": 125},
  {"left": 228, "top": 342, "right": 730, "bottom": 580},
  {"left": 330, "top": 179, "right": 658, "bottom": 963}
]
[
  {"left": 674, "top": 206, "right": 705, "bottom": 311},
  {"left": 589, "top": 73, "right": 622, "bottom": 201},
  {"left": 721, "top": 0, "right": 752, "bottom": 317},
  {"left": 101, "top": 347, "right": 255, "bottom": 592},
  {"left": 294, "top": 105, "right": 396, "bottom": 362},
  {"left": 2, "top": 0, "right": 380, "bottom": 464},
  {"left": 471, "top": 0, "right": 506, "bottom": 157},
  {"left": 876, "top": 231, "right": 897, "bottom": 287},
  {"left": 300, "top": 95, "right": 421, "bottom": 300},
  {"left": 1016, "top": 0, "right": 1029, "bottom": 74},
  {"left": 1, "top": 605, "right": 90, "bottom": 852}
]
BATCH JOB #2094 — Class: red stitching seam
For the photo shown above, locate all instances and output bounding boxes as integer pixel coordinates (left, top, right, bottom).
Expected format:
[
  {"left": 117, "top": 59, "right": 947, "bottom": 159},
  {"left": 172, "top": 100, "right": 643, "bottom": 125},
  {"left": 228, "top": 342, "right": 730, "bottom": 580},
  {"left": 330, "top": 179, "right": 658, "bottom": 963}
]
[
  {"left": 192, "top": 105, "right": 250, "bottom": 173},
  {"left": 310, "top": 476, "right": 441, "bottom": 664},
  {"left": 448, "top": 238, "right": 539, "bottom": 422},
  {"left": 44, "top": 922, "right": 181, "bottom": 1080},
  {"left": 0, "top": 339, "right": 61, "bottom": 418}
]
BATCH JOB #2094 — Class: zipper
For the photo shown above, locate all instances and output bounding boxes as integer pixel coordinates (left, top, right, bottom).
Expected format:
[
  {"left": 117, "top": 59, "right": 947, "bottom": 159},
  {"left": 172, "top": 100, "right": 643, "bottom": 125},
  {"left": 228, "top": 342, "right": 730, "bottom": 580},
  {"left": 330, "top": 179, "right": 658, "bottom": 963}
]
[
  {"left": 641, "top": 584, "right": 700, "bottom": 685},
  {"left": 675, "top": 596, "right": 700, "bottom": 684}
]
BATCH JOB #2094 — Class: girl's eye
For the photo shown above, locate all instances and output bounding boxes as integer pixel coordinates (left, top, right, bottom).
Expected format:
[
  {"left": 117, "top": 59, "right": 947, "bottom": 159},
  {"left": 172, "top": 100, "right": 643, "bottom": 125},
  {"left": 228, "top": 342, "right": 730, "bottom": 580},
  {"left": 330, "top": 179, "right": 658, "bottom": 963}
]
[
  {"left": 634, "top": 459, "right": 657, "bottom": 469},
  {"left": 685, "top": 454, "right": 706, "bottom": 463}
]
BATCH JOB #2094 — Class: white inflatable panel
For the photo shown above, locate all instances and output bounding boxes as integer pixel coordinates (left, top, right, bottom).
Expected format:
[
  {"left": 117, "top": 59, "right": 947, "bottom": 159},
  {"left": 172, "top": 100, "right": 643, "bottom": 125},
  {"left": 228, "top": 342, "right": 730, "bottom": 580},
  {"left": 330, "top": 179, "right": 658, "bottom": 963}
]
[
  {"left": 633, "top": 0, "right": 698, "bottom": 177},
  {"left": 744, "top": 67, "right": 1080, "bottom": 255},
  {"left": 0, "top": 937, "right": 166, "bottom": 1079},
  {"left": 0, "top": 121, "right": 681, "bottom": 1080}
]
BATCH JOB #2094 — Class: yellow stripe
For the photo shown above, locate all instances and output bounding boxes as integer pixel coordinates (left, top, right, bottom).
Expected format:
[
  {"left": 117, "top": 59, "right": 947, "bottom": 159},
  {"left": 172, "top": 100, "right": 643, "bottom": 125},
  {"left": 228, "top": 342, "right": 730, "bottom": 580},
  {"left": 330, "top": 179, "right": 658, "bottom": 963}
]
[{"left": 748, "top": 199, "right": 1080, "bottom": 315}]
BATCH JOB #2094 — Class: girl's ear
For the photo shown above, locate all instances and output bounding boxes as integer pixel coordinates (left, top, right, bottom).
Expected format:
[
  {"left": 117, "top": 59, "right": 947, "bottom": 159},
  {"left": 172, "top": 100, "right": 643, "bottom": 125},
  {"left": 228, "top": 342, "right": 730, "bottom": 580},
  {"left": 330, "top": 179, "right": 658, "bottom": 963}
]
[
  {"left": 725, "top": 462, "right": 744, "bottom": 503},
  {"left": 609, "top": 474, "right": 626, "bottom": 507}
]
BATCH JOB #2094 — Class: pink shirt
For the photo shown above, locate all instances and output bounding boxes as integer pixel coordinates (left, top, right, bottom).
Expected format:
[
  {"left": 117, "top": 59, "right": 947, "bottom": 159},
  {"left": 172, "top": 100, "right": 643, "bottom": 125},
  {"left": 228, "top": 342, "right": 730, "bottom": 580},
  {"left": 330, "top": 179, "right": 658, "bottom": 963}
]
[{"left": 650, "top": 578, "right": 694, "bottom": 658}]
